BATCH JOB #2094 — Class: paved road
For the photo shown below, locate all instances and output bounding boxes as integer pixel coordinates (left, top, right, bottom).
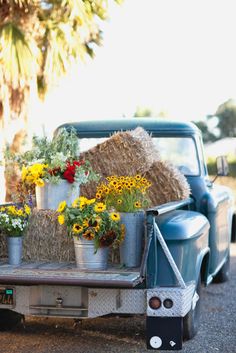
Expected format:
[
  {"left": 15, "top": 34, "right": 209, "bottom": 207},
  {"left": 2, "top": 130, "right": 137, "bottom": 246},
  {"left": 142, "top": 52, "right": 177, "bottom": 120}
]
[{"left": 0, "top": 244, "right": 235, "bottom": 353}]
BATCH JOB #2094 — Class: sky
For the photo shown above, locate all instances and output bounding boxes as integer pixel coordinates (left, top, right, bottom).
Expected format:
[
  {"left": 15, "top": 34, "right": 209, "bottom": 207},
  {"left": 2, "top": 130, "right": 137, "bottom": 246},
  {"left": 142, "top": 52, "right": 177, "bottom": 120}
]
[{"left": 30, "top": 0, "right": 236, "bottom": 135}]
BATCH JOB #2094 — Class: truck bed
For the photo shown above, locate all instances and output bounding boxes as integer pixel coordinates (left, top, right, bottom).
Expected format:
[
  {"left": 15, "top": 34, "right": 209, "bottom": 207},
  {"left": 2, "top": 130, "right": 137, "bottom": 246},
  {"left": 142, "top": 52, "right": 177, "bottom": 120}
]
[{"left": 0, "top": 261, "right": 143, "bottom": 288}]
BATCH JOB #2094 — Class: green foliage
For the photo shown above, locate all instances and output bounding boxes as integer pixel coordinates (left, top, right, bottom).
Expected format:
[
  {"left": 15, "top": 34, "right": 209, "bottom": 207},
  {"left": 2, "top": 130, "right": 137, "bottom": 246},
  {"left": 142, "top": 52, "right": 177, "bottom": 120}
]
[
  {"left": 5, "top": 127, "right": 79, "bottom": 167},
  {"left": 0, "top": 0, "right": 121, "bottom": 99},
  {"left": 0, "top": 204, "right": 31, "bottom": 237},
  {"left": 214, "top": 99, "right": 236, "bottom": 138},
  {"left": 193, "top": 121, "right": 217, "bottom": 143}
]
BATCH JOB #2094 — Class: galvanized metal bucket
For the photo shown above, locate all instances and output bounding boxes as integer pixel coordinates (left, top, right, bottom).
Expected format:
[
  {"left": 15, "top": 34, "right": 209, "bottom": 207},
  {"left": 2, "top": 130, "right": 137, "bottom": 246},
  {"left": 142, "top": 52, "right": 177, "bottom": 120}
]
[
  {"left": 7, "top": 236, "right": 23, "bottom": 266},
  {"left": 73, "top": 237, "right": 109, "bottom": 270},
  {"left": 120, "top": 211, "right": 145, "bottom": 268},
  {"left": 35, "top": 180, "right": 80, "bottom": 210}
]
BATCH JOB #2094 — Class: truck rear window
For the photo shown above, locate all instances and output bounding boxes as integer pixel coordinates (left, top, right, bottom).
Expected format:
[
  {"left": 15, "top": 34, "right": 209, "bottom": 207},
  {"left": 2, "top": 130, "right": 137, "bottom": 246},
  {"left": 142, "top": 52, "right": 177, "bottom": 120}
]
[
  {"left": 152, "top": 137, "right": 199, "bottom": 176},
  {"left": 79, "top": 136, "right": 199, "bottom": 176}
]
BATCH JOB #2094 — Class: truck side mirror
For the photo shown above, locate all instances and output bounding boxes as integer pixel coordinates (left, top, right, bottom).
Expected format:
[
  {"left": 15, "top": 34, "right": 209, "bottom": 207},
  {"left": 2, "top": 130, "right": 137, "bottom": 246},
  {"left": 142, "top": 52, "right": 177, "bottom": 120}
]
[{"left": 216, "top": 156, "right": 229, "bottom": 176}]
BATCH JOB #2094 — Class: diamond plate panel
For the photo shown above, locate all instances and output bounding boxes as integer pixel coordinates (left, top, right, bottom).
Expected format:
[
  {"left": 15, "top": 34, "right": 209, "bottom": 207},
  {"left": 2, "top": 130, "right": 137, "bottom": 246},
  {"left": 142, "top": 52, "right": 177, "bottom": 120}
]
[
  {"left": 88, "top": 289, "right": 146, "bottom": 317},
  {"left": 147, "top": 283, "right": 195, "bottom": 317}
]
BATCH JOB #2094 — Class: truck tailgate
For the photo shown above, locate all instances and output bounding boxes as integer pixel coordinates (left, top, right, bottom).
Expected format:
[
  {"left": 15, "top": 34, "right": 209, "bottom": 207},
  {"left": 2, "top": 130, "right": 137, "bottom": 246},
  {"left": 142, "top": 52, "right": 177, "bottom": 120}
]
[{"left": 0, "top": 261, "right": 143, "bottom": 288}]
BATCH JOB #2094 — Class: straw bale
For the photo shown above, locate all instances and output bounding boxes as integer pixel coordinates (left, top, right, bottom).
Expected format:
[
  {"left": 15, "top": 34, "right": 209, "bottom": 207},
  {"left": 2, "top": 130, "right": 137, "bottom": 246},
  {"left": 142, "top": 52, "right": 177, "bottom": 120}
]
[
  {"left": 145, "top": 160, "right": 191, "bottom": 206},
  {"left": 80, "top": 127, "right": 190, "bottom": 205},
  {"left": 80, "top": 127, "right": 159, "bottom": 198},
  {"left": 0, "top": 210, "right": 75, "bottom": 262},
  {"left": 0, "top": 231, "right": 7, "bottom": 259},
  {"left": 22, "top": 209, "right": 75, "bottom": 262}
]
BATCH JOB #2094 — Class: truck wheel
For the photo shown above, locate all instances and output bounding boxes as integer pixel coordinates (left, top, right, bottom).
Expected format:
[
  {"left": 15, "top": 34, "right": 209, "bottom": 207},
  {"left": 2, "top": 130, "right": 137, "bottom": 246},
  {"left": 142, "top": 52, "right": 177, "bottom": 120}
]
[
  {"left": 213, "top": 254, "right": 230, "bottom": 283},
  {"left": 183, "top": 276, "right": 201, "bottom": 341},
  {"left": 231, "top": 214, "right": 236, "bottom": 243},
  {"left": 0, "top": 309, "right": 23, "bottom": 331}
]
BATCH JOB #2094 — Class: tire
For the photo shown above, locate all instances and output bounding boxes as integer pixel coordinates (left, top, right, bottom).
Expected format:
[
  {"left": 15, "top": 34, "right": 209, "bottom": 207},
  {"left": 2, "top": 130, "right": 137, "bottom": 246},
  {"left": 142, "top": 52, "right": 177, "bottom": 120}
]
[
  {"left": 0, "top": 309, "right": 23, "bottom": 331},
  {"left": 213, "top": 254, "right": 230, "bottom": 283},
  {"left": 231, "top": 214, "right": 236, "bottom": 243},
  {"left": 183, "top": 275, "right": 201, "bottom": 341}
]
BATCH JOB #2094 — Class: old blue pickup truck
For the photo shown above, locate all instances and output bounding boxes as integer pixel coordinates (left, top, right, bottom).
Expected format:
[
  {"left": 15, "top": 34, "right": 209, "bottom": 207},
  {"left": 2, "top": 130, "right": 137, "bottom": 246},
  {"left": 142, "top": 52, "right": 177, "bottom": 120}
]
[{"left": 0, "top": 118, "right": 234, "bottom": 350}]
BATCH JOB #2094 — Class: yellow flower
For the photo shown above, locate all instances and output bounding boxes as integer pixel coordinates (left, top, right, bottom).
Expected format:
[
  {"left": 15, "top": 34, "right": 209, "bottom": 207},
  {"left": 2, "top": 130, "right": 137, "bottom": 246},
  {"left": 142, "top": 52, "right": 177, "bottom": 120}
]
[
  {"left": 72, "top": 224, "right": 83, "bottom": 234},
  {"left": 110, "top": 212, "right": 120, "bottom": 222},
  {"left": 83, "top": 219, "right": 89, "bottom": 228},
  {"left": 24, "top": 205, "right": 31, "bottom": 215},
  {"left": 58, "top": 214, "right": 65, "bottom": 225},
  {"left": 17, "top": 209, "right": 23, "bottom": 216},
  {"left": 117, "top": 199, "right": 122, "bottom": 204},
  {"left": 0, "top": 207, "right": 5, "bottom": 212},
  {"left": 86, "top": 198, "right": 96, "bottom": 205},
  {"left": 7, "top": 206, "right": 17, "bottom": 215},
  {"left": 135, "top": 174, "right": 142, "bottom": 180},
  {"left": 134, "top": 201, "right": 142, "bottom": 208},
  {"left": 94, "top": 202, "right": 106, "bottom": 213},
  {"left": 72, "top": 198, "right": 79, "bottom": 208},
  {"left": 83, "top": 229, "right": 95, "bottom": 240},
  {"left": 96, "top": 193, "right": 102, "bottom": 199},
  {"left": 57, "top": 200, "right": 67, "bottom": 213},
  {"left": 35, "top": 178, "right": 45, "bottom": 187}
]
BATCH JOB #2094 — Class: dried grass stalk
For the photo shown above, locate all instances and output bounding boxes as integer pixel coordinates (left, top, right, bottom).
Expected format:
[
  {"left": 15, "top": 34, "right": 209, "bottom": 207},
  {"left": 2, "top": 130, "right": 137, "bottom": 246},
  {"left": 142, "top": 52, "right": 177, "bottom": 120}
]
[
  {"left": 145, "top": 160, "right": 191, "bottom": 206},
  {"left": 22, "top": 209, "right": 75, "bottom": 262},
  {"left": 80, "top": 127, "right": 190, "bottom": 205}
]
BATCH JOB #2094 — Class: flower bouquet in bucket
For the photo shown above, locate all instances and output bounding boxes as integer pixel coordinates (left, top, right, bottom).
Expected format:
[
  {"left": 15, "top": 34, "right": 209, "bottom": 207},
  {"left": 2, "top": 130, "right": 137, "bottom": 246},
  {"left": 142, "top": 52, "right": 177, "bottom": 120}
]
[
  {"left": 96, "top": 175, "right": 152, "bottom": 267},
  {"left": 10, "top": 128, "right": 99, "bottom": 210},
  {"left": 57, "top": 197, "right": 125, "bottom": 270},
  {"left": 0, "top": 204, "right": 31, "bottom": 265}
]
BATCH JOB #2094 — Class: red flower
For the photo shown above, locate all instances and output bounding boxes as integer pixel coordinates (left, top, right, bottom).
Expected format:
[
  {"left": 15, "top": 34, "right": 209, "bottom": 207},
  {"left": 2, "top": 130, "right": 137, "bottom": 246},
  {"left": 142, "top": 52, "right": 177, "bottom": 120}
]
[{"left": 62, "top": 160, "right": 85, "bottom": 183}]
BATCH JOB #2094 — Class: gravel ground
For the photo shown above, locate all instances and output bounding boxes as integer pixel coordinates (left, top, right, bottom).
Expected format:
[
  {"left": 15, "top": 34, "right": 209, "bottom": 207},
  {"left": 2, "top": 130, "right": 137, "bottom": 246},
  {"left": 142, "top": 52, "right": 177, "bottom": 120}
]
[{"left": 0, "top": 244, "right": 235, "bottom": 353}]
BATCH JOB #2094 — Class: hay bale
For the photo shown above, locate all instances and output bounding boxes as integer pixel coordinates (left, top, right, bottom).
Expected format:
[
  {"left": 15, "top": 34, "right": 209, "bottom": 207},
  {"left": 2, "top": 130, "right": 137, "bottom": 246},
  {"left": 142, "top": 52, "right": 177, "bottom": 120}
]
[
  {"left": 0, "top": 210, "right": 75, "bottom": 262},
  {"left": 22, "top": 209, "right": 75, "bottom": 262},
  {"left": 0, "top": 231, "right": 7, "bottom": 260},
  {"left": 80, "top": 127, "right": 159, "bottom": 198},
  {"left": 80, "top": 127, "right": 190, "bottom": 205},
  {"left": 145, "top": 161, "right": 190, "bottom": 206}
]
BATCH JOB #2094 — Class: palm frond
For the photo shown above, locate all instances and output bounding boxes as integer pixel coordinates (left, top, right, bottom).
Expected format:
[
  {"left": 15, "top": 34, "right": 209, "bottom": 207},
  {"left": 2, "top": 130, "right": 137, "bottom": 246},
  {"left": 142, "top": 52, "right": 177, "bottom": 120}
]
[{"left": 0, "top": 23, "right": 38, "bottom": 88}]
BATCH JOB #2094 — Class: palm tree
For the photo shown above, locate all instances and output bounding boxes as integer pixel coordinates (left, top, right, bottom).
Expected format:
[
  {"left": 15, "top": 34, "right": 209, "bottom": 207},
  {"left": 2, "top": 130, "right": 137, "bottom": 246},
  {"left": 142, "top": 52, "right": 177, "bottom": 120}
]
[{"left": 0, "top": 0, "right": 121, "bottom": 200}]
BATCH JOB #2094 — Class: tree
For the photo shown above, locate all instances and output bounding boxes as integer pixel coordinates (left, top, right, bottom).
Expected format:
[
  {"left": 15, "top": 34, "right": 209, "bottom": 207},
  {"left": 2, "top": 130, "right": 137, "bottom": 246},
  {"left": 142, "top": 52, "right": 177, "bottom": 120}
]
[
  {"left": 133, "top": 106, "right": 168, "bottom": 118},
  {"left": 214, "top": 99, "right": 236, "bottom": 138},
  {"left": 0, "top": 0, "right": 121, "bottom": 200},
  {"left": 193, "top": 121, "right": 217, "bottom": 143},
  {"left": 0, "top": 0, "right": 121, "bottom": 150}
]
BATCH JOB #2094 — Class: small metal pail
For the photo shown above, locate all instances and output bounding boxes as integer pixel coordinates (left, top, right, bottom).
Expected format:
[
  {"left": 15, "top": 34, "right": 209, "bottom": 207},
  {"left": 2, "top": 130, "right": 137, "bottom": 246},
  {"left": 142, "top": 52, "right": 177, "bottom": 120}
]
[
  {"left": 7, "top": 236, "right": 23, "bottom": 266},
  {"left": 73, "top": 237, "right": 109, "bottom": 270}
]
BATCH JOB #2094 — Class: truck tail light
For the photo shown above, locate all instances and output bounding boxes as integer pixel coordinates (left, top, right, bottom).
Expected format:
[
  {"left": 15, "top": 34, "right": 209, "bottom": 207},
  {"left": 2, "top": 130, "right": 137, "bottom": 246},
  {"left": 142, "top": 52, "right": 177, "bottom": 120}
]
[
  {"left": 163, "top": 298, "right": 173, "bottom": 309},
  {"left": 149, "top": 296, "right": 162, "bottom": 309}
]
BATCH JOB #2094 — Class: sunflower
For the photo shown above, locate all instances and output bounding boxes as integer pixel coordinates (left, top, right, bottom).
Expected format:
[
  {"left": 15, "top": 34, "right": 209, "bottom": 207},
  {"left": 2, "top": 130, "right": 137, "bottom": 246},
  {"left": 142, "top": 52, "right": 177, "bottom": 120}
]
[
  {"left": 94, "top": 202, "right": 106, "bottom": 212},
  {"left": 72, "top": 224, "right": 83, "bottom": 234},
  {"left": 135, "top": 174, "right": 142, "bottom": 180},
  {"left": 57, "top": 200, "right": 67, "bottom": 213},
  {"left": 58, "top": 214, "right": 65, "bottom": 225},
  {"left": 86, "top": 198, "right": 96, "bottom": 205},
  {"left": 83, "top": 229, "right": 95, "bottom": 240},
  {"left": 134, "top": 201, "right": 142, "bottom": 208},
  {"left": 117, "top": 199, "right": 122, "bottom": 204},
  {"left": 110, "top": 212, "right": 120, "bottom": 222}
]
